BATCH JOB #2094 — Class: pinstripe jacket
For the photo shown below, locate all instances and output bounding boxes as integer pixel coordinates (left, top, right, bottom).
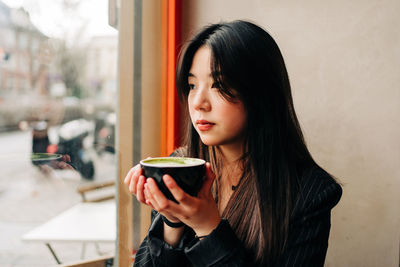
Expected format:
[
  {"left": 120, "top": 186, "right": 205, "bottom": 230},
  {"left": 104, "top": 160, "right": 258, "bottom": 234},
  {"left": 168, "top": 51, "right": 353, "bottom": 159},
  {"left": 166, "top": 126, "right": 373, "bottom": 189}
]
[{"left": 133, "top": 166, "right": 342, "bottom": 266}]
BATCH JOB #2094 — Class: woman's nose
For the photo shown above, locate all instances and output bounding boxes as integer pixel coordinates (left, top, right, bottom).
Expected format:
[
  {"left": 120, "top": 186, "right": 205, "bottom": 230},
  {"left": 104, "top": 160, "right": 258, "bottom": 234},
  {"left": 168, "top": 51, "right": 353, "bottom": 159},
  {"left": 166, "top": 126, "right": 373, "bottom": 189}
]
[{"left": 192, "top": 87, "right": 211, "bottom": 111}]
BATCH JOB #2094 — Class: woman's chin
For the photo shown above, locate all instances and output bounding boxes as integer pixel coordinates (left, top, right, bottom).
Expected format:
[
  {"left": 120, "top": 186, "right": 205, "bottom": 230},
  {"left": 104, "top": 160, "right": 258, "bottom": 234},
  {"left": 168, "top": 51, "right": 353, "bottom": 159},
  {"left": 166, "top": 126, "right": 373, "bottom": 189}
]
[{"left": 199, "top": 137, "right": 218, "bottom": 147}]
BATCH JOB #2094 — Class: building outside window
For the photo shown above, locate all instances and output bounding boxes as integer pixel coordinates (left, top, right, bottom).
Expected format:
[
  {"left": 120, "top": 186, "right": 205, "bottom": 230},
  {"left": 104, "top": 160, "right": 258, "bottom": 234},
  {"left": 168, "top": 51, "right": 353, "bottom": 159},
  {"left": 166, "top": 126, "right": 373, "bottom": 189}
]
[{"left": 0, "top": 0, "right": 118, "bottom": 265}]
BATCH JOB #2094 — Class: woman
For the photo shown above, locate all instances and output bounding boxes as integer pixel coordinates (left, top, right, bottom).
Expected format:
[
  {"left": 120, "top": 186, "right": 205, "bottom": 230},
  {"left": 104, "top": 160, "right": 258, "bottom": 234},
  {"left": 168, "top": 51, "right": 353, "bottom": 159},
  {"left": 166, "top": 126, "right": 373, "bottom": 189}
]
[{"left": 124, "top": 20, "right": 342, "bottom": 266}]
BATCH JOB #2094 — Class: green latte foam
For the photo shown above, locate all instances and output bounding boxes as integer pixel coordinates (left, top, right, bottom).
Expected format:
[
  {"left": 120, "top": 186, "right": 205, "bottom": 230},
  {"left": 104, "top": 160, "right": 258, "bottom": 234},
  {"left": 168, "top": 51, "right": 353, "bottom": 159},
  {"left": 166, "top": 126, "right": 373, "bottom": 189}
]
[
  {"left": 31, "top": 153, "right": 62, "bottom": 161},
  {"left": 142, "top": 158, "right": 202, "bottom": 166}
]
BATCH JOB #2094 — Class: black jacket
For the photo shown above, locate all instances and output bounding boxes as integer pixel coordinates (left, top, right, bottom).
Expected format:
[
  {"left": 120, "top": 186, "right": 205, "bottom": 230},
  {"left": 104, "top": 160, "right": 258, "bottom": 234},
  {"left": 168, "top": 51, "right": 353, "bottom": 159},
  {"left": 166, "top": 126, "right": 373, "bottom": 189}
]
[{"left": 133, "top": 166, "right": 342, "bottom": 266}]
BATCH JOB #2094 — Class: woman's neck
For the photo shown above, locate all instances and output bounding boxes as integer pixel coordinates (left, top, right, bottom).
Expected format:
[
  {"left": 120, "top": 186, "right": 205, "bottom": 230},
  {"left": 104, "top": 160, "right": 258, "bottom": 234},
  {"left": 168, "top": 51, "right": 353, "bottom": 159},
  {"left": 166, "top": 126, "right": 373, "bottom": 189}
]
[
  {"left": 217, "top": 144, "right": 244, "bottom": 188},
  {"left": 214, "top": 144, "right": 244, "bottom": 213},
  {"left": 218, "top": 142, "right": 244, "bottom": 165}
]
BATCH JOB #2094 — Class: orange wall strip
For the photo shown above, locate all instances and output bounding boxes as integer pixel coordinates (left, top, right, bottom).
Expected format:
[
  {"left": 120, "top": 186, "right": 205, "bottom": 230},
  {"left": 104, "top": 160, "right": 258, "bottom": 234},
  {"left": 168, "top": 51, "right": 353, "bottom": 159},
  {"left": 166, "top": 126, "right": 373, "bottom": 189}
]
[
  {"left": 162, "top": 0, "right": 182, "bottom": 156},
  {"left": 160, "top": 0, "right": 168, "bottom": 156}
]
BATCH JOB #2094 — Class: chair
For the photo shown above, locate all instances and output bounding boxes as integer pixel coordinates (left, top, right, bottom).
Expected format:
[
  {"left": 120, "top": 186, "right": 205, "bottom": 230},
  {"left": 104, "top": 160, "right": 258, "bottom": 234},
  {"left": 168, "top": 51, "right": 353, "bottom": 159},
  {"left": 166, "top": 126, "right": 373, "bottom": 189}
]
[
  {"left": 61, "top": 255, "right": 114, "bottom": 267},
  {"left": 77, "top": 180, "right": 115, "bottom": 203}
]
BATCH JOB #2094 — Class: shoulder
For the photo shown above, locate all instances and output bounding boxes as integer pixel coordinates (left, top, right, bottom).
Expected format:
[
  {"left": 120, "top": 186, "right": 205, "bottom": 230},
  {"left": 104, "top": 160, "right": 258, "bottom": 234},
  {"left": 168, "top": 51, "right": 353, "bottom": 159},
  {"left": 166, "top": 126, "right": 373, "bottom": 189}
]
[{"left": 292, "top": 166, "right": 342, "bottom": 220}]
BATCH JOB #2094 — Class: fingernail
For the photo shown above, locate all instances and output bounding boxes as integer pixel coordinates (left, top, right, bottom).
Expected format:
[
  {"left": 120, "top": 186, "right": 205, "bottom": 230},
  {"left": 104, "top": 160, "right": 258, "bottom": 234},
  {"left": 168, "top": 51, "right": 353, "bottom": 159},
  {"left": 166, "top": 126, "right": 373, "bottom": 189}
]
[
  {"left": 163, "top": 175, "right": 171, "bottom": 185},
  {"left": 149, "top": 178, "right": 157, "bottom": 186}
]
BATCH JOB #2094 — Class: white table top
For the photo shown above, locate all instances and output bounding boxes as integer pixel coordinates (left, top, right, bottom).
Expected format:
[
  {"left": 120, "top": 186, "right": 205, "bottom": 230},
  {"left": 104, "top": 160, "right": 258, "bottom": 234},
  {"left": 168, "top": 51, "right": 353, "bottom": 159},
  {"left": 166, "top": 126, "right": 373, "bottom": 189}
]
[{"left": 22, "top": 201, "right": 116, "bottom": 243}]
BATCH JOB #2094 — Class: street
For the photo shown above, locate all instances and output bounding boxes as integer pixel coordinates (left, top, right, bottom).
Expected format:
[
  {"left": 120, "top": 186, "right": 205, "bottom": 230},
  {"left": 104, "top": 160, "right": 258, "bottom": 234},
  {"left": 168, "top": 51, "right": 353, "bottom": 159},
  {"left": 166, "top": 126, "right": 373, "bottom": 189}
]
[{"left": 0, "top": 130, "right": 116, "bottom": 266}]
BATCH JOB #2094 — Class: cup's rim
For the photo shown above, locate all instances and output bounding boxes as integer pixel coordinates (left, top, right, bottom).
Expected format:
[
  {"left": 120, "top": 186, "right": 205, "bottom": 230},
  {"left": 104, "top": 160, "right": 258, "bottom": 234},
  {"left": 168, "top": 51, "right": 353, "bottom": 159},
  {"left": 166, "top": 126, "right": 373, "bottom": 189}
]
[
  {"left": 140, "top": 157, "right": 205, "bottom": 168},
  {"left": 31, "top": 153, "right": 63, "bottom": 162}
]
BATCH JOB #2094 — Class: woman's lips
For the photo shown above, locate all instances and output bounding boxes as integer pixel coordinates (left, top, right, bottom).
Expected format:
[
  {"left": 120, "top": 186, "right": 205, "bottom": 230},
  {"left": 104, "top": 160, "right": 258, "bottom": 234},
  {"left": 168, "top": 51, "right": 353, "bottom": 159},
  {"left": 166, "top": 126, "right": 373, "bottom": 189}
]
[{"left": 196, "top": 120, "right": 215, "bottom": 131}]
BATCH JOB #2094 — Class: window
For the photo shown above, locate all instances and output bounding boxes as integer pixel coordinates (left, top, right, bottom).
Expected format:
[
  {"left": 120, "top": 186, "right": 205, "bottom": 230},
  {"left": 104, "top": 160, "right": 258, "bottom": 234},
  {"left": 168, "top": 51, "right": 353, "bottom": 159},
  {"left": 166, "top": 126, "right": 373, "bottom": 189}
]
[{"left": 0, "top": 0, "right": 118, "bottom": 265}]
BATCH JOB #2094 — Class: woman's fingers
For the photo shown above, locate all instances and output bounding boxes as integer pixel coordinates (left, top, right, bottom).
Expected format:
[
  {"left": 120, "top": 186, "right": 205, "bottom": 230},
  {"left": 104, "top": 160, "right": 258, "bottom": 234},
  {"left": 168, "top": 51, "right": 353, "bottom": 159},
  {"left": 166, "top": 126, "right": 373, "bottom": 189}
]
[
  {"left": 163, "top": 175, "right": 192, "bottom": 205},
  {"left": 146, "top": 178, "right": 180, "bottom": 212},
  {"left": 62, "top": 154, "right": 71, "bottom": 163},
  {"left": 129, "top": 171, "right": 140, "bottom": 195},
  {"left": 124, "top": 164, "right": 139, "bottom": 184},
  {"left": 125, "top": 165, "right": 143, "bottom": 195},
  {"left": 144, "top": 185, "right": 159, "bottom": 209},
  {"left": 134, "top": 167, "right": 143, "bottom": 193},
  {"left": 146, "top": 178, "right": 169, "bottom": 209},
  {"left": 199, "top": 162, "right": 216, "bottom": 196},
  {"left": 144, "top": 187, "right": 179, "bottom": 222},
  {"left": 136, "top": 176, "right": 146, "bottom": 203},
  {"left": 123, "top": 167, "right": 134, "bottom": 184}
]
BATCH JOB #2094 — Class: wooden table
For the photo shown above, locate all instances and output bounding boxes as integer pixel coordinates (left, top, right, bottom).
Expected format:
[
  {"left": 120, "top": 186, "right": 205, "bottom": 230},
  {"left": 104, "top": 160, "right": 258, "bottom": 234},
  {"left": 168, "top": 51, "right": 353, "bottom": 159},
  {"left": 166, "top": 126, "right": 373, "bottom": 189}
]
[{"left": 22, "top": 201, "right": 116, "bottom": 264}]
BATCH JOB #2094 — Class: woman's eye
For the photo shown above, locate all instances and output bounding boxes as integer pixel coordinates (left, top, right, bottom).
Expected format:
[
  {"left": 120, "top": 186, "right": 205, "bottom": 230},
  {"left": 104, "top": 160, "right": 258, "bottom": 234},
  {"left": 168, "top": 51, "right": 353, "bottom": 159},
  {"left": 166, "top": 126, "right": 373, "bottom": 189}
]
[{"left": 188, "top": 84, "right": 196, "bottom": 90}]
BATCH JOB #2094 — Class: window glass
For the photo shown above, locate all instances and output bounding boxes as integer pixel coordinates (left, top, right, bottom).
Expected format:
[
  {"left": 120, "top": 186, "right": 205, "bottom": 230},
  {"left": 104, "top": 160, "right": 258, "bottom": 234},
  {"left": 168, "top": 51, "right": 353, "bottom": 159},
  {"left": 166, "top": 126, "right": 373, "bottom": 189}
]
[
  {"left": 18, "top": 32, "right": 28, "bottom": 50},
  {"left": 0, "top": 0, "right": 118, "bottom": 265}
]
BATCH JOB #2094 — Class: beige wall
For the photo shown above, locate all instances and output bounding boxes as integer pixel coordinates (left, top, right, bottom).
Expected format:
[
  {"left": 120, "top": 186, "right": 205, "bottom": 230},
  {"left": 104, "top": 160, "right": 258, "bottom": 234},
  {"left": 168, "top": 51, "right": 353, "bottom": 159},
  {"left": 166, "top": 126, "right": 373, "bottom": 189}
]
[{"left": 182, "top": 1, "right": 400, "bottom": 266}]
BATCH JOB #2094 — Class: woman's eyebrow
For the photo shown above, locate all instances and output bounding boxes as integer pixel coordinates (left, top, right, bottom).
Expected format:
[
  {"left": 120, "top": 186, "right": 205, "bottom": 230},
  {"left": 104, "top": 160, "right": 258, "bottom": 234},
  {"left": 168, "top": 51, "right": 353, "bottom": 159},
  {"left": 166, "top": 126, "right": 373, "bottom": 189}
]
[{"left": 188, "top": 72, "right": 221, "bottom": 78}]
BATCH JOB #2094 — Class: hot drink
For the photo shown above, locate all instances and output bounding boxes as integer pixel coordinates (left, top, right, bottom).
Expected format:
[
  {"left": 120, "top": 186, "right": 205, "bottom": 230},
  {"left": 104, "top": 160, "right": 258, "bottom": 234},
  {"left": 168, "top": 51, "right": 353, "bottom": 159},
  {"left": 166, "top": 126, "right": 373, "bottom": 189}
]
[{"left": 140, "top": 157, "right": 206, "bottom": 201}]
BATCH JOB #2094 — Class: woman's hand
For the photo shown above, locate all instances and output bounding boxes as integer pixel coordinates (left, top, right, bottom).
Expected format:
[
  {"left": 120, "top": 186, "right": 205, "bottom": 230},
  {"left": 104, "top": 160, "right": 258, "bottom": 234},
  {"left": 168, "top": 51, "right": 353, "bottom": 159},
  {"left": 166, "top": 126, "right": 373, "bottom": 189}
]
[
  {"left": 144, "top": 162, "right": 221, "bottom": 237},
  {"left": 124, "top": 163, "right": 180, "bottom": 223},
  {"left": 124, "top": 163, "right": 147, "bottom": 204}
]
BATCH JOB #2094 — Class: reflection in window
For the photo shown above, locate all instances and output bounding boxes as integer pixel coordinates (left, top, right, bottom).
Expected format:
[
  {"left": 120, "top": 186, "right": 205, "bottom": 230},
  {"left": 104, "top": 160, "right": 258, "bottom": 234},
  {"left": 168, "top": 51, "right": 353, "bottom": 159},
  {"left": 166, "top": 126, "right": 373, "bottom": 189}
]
[{"left": 0, "top": 0, "right": 118, "bottom": 265}]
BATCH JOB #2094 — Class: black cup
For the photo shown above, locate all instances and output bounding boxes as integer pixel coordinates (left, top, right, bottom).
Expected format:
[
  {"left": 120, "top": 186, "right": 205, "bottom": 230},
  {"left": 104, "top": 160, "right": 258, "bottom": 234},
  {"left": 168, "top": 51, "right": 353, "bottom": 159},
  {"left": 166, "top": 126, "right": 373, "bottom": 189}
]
[
  {"left": 31, "top": 153, "right": 62, "bottom": 165},
  {"left": 140, "top": 157, "right": 206, "bottom": 202}
]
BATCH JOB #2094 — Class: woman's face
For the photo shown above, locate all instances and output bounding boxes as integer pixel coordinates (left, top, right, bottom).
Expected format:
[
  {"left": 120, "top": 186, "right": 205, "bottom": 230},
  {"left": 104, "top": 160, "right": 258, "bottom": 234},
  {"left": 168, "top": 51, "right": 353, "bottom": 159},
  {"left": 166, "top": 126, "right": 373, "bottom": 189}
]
[{"left": 188, "top": 46, "right": 247, "bottom": 149}]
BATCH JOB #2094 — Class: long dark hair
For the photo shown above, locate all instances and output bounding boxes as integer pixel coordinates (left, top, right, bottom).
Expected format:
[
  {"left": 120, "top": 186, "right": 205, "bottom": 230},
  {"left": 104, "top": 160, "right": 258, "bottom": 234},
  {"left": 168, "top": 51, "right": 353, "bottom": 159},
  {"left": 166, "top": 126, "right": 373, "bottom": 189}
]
[{"left": 176, "top": 20, "right": 317, "bottom": 264}]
